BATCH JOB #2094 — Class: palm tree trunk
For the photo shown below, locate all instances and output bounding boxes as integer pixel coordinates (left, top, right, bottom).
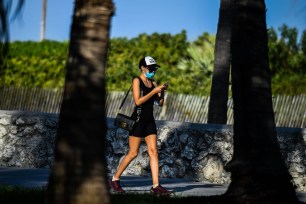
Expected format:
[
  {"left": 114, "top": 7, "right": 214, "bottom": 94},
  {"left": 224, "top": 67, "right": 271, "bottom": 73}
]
[
  {"left": 0, "top": 0, "right": 25, "bottom": 85},
  {"left": 40, "top": 0, "right": 47, "bottom": 41},
  {"left": 46, "top": 1, "right": 114, "bottom": 204},
  {"left": 225, "top": 0, "right": 298, "bottom": 203},
  {"left": 207, "top": 0, "right": 232, "bottom": 124}
]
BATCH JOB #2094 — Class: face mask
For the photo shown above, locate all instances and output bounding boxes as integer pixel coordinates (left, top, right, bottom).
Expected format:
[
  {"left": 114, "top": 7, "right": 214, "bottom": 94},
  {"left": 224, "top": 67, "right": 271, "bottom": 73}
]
[{"left": 145, "top": 71, "right": 155, "bottom": 79}]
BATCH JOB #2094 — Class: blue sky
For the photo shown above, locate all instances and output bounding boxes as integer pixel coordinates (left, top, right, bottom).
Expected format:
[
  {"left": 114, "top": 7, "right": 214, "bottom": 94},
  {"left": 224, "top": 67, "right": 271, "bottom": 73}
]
[{"left": 9, "top": 0, "right": 306, "bottom": 42}]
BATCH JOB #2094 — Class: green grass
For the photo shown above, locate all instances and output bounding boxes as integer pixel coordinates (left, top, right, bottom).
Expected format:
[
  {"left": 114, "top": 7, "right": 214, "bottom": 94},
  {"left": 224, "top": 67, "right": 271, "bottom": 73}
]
[
  {"left": 0, "top": 186, "right": 46, "bottom": 204},
  {"left": 0, "top": 186, "right": 226, "bottom": 204}
]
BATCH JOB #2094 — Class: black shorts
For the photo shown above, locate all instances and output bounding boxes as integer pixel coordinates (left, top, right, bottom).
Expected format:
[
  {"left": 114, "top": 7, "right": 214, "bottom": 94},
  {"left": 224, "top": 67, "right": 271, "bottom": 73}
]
[{"left": 129, "top": 120, "right": 157, "bottom": 138}]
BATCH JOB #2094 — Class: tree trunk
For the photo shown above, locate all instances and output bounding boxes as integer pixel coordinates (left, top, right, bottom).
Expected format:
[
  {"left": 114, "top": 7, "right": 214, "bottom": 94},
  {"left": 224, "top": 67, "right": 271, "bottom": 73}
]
[
  {"left": 40, "top": 0, "right": 47, "bottom": 41},
  {"left": 225, "top": 0, "right": 298, "bottom": 203},
  {"left": 0, "top": 0, "right": 25, "bottom": 85},
  {"left": 46, "top": 1, "right": 114, "bottom": 204},
  {"left": 207, "top": 0, "right": 232, "bottom": 124}
]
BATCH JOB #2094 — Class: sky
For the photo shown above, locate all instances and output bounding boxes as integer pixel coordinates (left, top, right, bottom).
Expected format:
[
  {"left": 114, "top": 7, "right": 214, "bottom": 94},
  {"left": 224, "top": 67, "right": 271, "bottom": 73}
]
[{"left": 9, "top": 0, "right": 306, "bottom": 42}]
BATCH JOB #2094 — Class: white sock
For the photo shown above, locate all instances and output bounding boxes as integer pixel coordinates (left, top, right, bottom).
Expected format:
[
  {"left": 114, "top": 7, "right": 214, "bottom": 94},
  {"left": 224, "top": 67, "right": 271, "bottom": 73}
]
[
  {"left": 152, "top": 183, "right": 159, "bottom": 188},
  {"left": 112, "top": 176, "right": 119, "bottom": 181}
]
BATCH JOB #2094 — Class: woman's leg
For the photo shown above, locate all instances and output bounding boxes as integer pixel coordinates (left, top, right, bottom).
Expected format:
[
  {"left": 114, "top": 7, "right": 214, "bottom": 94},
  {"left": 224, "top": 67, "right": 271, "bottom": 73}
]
[
  {"left": 113, "top": 136, "right": 142, "bottom": 179},
  {"left": 144, "top": 134, "right": 159, "bottom": 186}
]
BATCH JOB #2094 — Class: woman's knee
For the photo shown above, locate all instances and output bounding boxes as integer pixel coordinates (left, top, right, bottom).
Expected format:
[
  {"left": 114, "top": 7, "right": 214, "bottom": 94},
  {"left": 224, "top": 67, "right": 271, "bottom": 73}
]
[
  {"left": 127, "top": 151, "right": 138, "bottom": 159},
  {"left": 147, "top": 148, "right": 158, "bottom": 158}
]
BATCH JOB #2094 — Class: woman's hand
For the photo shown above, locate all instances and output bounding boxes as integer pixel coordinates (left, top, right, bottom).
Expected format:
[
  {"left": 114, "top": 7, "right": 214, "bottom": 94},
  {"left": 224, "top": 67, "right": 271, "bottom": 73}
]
[{"left": 153, "top": 85, "right": 167, "bottom": 94}]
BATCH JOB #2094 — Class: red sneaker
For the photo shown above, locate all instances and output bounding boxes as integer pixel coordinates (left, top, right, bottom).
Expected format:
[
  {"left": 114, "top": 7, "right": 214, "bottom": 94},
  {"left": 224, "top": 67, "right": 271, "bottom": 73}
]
[
  {"left": 150, "top": 184, "right": 171, "bottom": 195},
  {"left": 109, "top": 178, "right": 125, "bottom": 193}
]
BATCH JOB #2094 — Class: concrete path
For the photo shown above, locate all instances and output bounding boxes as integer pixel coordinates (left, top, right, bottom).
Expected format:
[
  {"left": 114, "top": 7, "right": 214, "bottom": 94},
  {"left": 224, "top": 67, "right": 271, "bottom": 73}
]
[{"left": 0, "top": 167, "right": 305, "bottom": 202}]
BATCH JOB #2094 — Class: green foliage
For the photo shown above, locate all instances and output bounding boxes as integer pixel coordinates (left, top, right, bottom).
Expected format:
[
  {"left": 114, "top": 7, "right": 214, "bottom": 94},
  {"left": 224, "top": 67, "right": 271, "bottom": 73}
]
[
  {"left": 2, "top": 40, "right": 68, "bottom": 88},
  {"left": 272, "top": 73, "right": 306, "bottom": 95},
  {"left": 1, "top": 25, "right": 306, "bottom": 95},
  {"left": 176, "top": 32, "right": 215, "bottom": 94},
  {"left": 106, "top": 31, "right": 216, "bottom": 95},
  {"left": 301, "top": 30, "right": 306, "bottom": 55},
  {"left": 106, "top": 31, "right": 190, "bottom": 93},
  {"left": 268, "top": 25, "right": 306, "bottom": 95}
]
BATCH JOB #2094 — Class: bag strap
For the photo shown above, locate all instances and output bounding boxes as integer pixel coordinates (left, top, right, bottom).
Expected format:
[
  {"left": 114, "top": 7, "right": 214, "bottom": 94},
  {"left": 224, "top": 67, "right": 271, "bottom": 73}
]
[
  {"left": 118, "top": 77, "right": 142, "bottom": 110},
  {"left": 118, "top": 77, "right": 143, "bottom": 123},
  {"left": 119, "top": 84, "right": 132, "bottom": 110}
]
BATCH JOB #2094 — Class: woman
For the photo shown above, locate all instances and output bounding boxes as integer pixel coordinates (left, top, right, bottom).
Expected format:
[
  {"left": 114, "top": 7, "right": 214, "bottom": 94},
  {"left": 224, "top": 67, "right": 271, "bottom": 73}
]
[{"left": 109, "top": 56, "right": 170, "bottom": 195}]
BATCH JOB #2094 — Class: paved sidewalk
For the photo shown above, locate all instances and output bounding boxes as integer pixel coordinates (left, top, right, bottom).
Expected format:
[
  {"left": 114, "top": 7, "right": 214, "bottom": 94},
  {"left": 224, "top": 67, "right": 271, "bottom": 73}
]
[{"left": 0, "top": 167, "right": 305, "bottom": 202}]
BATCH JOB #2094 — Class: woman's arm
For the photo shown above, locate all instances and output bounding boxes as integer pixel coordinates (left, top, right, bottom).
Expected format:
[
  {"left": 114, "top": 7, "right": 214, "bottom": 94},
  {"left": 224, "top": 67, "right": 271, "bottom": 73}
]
[{"left": 152, "top": 81, "right": 166, "bottom": 107}]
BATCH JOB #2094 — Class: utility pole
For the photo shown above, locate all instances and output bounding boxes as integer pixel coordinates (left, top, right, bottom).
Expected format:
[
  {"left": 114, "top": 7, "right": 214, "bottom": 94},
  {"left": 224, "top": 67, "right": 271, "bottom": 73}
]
[{"left": 40, "top": 0, "right": 47, "bottom": 41}]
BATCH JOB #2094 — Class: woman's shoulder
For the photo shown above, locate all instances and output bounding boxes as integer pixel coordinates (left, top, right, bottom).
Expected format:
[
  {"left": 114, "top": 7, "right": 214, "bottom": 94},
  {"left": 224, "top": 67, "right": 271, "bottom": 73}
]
[
  {"left": 132, "top": 77, "right": 144, "bottom": 88},
  {"left": 132, "top": 76, "right": 141, "bottom": 83}
]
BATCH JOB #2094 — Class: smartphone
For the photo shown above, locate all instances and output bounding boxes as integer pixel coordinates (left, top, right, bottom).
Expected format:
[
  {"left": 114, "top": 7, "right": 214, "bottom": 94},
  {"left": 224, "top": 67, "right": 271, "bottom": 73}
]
[{"left": 162, "top": 82, "right": 169, "bottom": 91}]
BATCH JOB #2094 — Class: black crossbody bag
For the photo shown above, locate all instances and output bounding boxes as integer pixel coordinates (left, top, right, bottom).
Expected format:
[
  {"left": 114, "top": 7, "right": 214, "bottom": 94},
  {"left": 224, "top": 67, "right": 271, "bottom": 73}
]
[{"left": 114, "top": 79, "right": 142, "bottom": 131}]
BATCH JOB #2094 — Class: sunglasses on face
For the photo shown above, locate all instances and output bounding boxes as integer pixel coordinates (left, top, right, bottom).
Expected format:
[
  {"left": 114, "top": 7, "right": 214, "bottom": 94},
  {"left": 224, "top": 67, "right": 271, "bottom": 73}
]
[{"left": 147, "top": 67, "right": 157, "bottom": 73}]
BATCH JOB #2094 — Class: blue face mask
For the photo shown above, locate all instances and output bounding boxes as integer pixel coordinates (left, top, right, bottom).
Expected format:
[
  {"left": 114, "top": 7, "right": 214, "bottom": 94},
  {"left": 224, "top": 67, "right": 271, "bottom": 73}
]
[{"left": 145, "top": 71, "right": 155, "bottom": 79}]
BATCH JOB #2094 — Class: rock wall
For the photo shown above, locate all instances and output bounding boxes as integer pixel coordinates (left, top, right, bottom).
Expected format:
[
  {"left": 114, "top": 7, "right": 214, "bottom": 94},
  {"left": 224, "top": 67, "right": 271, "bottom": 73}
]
[
  {"left": 0, "top": 111, "right": 57, "bottom": 168},
  {"left": 106, "top": 122, "right": 233, "bottom": 185},
  {"left": 0, "top": 110, "right": 305, "bottom": 192}
]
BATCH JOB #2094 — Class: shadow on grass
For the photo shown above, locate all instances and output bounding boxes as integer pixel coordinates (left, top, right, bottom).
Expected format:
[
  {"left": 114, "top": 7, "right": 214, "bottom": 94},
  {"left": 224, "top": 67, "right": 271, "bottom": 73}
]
[
  {"left": 0, "top": 186, "right": 227, "bottom": 204},
  {"left": 1, "top": 186, "right": 305, "bottom": 204},
  {"left": 0, "top": 186, "right": 46, "bottom": 204},
  {"left": 111, "top": 193, "right": 227, "bottom": 204}
]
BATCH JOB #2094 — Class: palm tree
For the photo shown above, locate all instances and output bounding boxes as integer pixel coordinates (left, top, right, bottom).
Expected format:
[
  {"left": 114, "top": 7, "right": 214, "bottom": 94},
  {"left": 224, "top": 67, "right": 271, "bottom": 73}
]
[
  {"left": 0, "top": 0, "right": 24, "bottom": 86},
  {"left": 40, "top": 0, "right": 47, "bottom": 41},
  {"left": 0, "top": 0, "right": 25, "bottom": 57},
  {"left": 225, "top": 0, "right": 298, "bottom": 202},
  {"left": 46, "top": 0, "right": 114, "bottom": 203},
  {"left": 177, "top": 33, "right": 215, "bottom": 92},
  {"left": 207, "top": 0, "right": 232, "bottom": 124}
]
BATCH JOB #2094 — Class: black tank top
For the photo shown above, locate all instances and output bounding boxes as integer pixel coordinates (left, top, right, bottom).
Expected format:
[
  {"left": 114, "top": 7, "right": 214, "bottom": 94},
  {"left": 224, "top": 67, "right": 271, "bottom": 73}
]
[{"left": 131, "top": 77, "right": 157, "bottom": 122}]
